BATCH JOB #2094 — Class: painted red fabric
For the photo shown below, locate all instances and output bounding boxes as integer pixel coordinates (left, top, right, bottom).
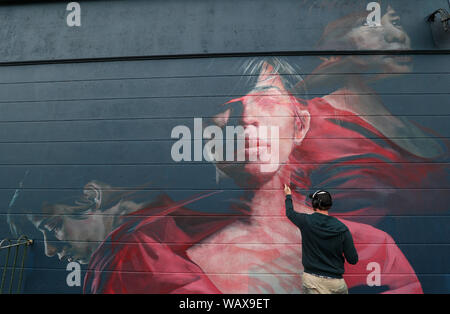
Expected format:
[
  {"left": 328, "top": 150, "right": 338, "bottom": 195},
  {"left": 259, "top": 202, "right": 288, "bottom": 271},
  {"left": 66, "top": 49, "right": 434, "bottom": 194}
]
[
  {"left": 342, "top": 219, "right": 423, "bottom": 294},
  {"left": 84, "top": 97, "right": 446, "bottom": 294},
  {"left": 84, "top": 192, "right": 236, "bottom": 294},
  {"left": 84, "top": 193, "right": 423, "bottom": 294},
  {"left": 290, "top": 97, "right": 448, "bottom": 222}
]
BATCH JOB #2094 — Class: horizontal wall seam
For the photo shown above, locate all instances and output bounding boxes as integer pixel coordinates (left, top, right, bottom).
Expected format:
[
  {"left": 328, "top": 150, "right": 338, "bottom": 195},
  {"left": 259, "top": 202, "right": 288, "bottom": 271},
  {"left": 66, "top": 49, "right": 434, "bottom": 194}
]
[
  {"left": 0, "top": 94, "right": 448, "bottom": 105},
  {"left": 0, "top": 50, "right": 449, "bottom": 67},
  {"left": 1, "top": 115, "right": 450, "bottom": 124},
  {"left": 1, "top": 187, "right": 449, "bottom": 190},
  {"left": 1, "top": 93, "right": 450, "bottom": 104},
  {"left": 16, "top": 239, "right": 450, "bottom": 245},
  {"left": 0, "top": 266, "right": 445, "bottom": 276},
  {"left": 0, "top": 72, "right": 449, "bottom": 85},
  {"left": 3, "top": 213, "right": 450, "bottom": 218},
  {"left": 0, "top": 138, "right": 448, "bottom": 144},
  {"left": 1, "top": 162, "right": 449, "bottom": 166}
]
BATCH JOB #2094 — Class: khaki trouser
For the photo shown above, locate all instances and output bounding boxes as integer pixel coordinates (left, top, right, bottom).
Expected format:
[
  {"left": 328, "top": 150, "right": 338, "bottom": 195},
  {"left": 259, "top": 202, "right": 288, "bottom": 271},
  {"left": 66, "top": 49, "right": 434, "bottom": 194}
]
[{"left": 302, "top": 272, "right": 348, "bottom": 294}]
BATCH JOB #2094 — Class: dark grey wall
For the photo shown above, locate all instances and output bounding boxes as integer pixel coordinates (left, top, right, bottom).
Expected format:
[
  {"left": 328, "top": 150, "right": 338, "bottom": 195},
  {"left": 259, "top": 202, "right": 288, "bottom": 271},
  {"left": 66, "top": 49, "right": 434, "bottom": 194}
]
[
  {"left": 0, "top": 0, "right": 449, "bottom": 294},
  {"left": 0, "top": 0, "right": 448, "bottom": 63},
  {"left": 1, "top": 54, "right": 449, "bottom": 293}
]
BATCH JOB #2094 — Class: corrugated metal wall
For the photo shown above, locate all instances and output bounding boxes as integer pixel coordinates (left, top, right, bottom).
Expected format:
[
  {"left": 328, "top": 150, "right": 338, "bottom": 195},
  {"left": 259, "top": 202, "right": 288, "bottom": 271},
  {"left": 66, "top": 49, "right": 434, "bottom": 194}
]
[{"left": 0, "top": 0, "right": 449, "bottom": 294}]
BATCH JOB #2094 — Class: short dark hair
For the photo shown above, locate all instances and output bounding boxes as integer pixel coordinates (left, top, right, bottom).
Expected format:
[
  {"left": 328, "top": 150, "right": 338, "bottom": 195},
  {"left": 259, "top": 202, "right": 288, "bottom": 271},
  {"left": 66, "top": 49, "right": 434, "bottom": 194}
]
[
  {"left": 239, "top": 57, "right": 305, "bottom": 93},
  {"left": 309, "top": 190, "right": 333, "bottom": 210}
]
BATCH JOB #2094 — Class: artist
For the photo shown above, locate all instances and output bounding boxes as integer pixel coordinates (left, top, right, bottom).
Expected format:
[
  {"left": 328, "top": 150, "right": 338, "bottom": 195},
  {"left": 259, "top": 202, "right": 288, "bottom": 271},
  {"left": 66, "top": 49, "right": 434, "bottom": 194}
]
[{"left": 284, "top": 185, "right": 358, "bottom": 294}]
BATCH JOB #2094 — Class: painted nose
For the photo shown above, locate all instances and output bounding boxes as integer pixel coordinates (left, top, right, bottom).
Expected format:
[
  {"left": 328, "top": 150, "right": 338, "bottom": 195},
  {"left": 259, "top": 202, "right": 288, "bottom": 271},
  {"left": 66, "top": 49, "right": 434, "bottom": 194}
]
[
  {"left": 384, "top": 27, "right": 408, "bottom": 45},
  {"left": 241, "top": 103, "right": 261, "bottom": 127}
]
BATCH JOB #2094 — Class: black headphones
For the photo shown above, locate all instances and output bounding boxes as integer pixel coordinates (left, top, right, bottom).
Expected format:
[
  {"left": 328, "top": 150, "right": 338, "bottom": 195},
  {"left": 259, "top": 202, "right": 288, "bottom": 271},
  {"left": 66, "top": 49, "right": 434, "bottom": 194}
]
[{"left": 310, "top": 190, "right": 330, "bottom": 210}]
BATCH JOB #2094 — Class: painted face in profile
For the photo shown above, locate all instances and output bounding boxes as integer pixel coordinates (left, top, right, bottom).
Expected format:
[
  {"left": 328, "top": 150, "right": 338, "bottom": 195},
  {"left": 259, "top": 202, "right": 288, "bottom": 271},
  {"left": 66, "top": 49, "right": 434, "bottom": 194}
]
[
  {"left": 28, "top": 185, "right": 110, "bottom": 265},
  {"left": 29, "top": 206, "right": 104, "bottom": 265}
]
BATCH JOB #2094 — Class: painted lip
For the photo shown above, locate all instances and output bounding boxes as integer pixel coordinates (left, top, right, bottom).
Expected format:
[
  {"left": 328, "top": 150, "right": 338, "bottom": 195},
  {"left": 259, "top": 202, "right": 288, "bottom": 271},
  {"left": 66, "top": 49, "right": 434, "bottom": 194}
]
[
  {"left": 58, "top": 254, "right": 72, "bottom": 263},
  {"left": 58, "top": 247, "right": 75, "bottom": 263},
  {"left": 243, "top": 139, "right": 271, "bottom": 156},
  {"left": 244, "top": 138, "right": 271, "bottom": 149}
]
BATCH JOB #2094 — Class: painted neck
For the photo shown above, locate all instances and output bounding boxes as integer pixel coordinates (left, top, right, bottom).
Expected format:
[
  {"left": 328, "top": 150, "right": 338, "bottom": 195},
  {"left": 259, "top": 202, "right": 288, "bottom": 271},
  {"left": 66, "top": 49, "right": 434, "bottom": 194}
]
[{"left": 246, "top": 166, "right": 309, "bottom": 217}]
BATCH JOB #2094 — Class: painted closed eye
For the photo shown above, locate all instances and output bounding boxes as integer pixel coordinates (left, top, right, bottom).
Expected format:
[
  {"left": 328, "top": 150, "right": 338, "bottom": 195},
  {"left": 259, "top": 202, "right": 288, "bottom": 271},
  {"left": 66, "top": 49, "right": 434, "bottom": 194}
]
[{"left": 254, "top": 85, "right": 281, "bottom": 94}]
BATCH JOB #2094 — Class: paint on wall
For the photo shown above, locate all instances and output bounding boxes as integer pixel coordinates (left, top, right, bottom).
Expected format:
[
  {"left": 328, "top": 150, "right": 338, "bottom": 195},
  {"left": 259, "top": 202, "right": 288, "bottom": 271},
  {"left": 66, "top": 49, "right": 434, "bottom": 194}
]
[{"left": 1, "top": 1, "right": 449, "bottom": 294}]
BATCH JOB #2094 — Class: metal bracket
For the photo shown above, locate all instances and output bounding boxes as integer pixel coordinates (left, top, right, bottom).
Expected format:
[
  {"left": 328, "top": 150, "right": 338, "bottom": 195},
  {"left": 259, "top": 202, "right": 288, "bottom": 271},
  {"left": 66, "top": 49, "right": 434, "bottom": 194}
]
[
  {"left": 427, "top": 8, "right": 450, "bottom": 32},
  {"left": 0, "top": 235, "right": 33, "bottom": 294}
]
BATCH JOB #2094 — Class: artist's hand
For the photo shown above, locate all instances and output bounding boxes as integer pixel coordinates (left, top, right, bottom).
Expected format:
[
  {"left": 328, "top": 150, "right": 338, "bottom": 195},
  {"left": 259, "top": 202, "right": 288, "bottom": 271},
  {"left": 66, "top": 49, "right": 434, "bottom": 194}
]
[{"left": 284, "top": 184, "right": 292, "bottom": 196}]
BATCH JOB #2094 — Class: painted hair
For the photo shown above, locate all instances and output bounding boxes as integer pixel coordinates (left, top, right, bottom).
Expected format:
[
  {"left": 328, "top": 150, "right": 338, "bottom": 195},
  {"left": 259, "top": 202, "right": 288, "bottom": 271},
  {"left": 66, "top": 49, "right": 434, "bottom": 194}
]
[{"left": 239, "top": 56, "right": 306, "bottom": 93}]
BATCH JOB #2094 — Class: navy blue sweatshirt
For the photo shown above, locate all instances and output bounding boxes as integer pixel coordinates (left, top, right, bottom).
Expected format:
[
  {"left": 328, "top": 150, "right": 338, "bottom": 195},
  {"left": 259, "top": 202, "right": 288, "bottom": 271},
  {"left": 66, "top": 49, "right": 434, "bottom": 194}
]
[{"left": 285, "top": 195, "right": 358, "bottom": 278}]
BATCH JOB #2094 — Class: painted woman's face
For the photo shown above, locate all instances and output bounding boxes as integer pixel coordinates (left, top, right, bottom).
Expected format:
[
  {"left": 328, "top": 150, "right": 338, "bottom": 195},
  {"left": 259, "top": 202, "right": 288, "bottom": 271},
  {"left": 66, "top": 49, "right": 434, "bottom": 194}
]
[
  {"left": 212, "top": 62, "right": 310, "bottom": 186},
  {"left": 346, "top": 6, "right": 412, "bottom": 72}
]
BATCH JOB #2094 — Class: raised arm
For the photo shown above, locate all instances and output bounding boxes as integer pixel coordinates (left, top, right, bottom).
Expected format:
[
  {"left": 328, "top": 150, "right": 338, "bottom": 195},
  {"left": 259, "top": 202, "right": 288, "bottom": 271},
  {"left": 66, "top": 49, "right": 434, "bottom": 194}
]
[{"left": 284, "top": 184, "right": 306, "bottom": 228}]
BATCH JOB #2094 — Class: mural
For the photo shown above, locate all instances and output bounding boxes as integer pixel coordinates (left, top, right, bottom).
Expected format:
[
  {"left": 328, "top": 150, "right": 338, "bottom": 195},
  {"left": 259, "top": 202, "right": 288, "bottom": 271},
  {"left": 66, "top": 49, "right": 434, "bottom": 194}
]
[{"left": 2, "top": 1, "right": 449, "bottom": 294}]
